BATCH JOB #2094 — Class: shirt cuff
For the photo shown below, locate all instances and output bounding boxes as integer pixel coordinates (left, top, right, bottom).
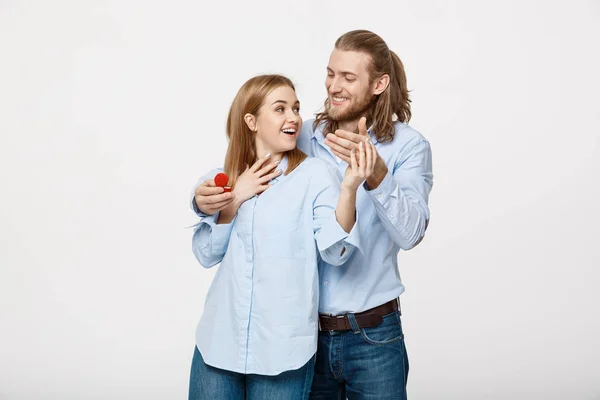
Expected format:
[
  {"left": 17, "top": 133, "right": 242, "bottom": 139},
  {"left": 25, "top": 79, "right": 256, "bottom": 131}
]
[
  {"left": 316, "top": 213, "right": 349, "bottom": 251},
  {"left": 344, "top": 213, "right": 363, "bottom": 257},
  {"left": 364, "top": 170, "right": 396, "bottom": 206},
  {"left": 316, "top": 212, "right": 362, "bottom": 257},
  {"left": 200, "top": 213, "right": 235, "bottom": 254}
]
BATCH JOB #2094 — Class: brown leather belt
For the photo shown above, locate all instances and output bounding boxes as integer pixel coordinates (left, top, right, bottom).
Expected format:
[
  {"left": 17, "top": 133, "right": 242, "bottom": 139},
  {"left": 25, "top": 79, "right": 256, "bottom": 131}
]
[{"left": 318, "top": 299, "right": 399, "bottom": 332}]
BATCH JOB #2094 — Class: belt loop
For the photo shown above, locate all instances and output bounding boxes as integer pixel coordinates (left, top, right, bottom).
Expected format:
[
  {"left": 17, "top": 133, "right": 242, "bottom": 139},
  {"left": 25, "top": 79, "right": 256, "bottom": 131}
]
[
  {"left": 347, "top": 313, "right": 361, "bottom": 334},
  {"left": 397, "top": 297, "right": 402, "bottom": 316}
]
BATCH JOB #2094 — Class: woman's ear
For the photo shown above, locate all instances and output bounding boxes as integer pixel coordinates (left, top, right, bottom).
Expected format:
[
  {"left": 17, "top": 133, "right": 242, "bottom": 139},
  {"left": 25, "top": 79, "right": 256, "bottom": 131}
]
[{"left": 244, "top": 113, "right": 257, "bottom": 132}]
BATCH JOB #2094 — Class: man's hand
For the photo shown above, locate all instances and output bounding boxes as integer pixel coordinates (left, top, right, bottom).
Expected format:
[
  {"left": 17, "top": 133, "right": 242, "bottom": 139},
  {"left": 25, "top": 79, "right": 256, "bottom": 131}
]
[
  {"left": 324, "top": 117, "right": 388, "bottom": 189},
  {"left": 324, "top": 117, "right": 367, "bottom": 163},
  {"left": 193, "top": 155, "right": 281, "bottom": 215},
  {"left": 194, "top": 179, "right": 235, "bottom": 216}
]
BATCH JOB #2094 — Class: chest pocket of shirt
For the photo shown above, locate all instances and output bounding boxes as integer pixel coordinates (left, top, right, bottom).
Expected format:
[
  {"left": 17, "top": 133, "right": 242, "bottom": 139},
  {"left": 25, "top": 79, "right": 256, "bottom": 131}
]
[
  {"left": 254, "top": 208, "right": 305, "bottom": 259},
  {"left": 257, "top": 230, "right": 306, "bottom": 259}
]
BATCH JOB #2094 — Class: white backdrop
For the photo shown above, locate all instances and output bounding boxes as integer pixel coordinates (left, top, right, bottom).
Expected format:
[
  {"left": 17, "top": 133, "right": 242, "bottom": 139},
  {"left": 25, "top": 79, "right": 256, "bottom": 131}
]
[{"left": 1, "top": 1, "right": 599, "bottom": 399}]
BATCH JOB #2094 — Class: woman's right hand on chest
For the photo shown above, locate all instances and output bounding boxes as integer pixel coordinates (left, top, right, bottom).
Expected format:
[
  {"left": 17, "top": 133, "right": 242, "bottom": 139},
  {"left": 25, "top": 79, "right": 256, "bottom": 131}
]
[{"left": 233, "top": 154, "right": 282, "bottom": 204}]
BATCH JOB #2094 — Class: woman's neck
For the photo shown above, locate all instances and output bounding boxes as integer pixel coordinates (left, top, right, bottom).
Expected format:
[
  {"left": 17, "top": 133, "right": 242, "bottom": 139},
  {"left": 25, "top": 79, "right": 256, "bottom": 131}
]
[{"left": 255, "top": 144, "right": 283, "bottom": 162}]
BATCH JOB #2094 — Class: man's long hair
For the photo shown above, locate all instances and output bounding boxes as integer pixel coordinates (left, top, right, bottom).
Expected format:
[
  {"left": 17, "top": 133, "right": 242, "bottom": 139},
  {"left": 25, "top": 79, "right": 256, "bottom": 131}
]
[{"left": 314, "top": 30, "right": 411, "bottom": 143}]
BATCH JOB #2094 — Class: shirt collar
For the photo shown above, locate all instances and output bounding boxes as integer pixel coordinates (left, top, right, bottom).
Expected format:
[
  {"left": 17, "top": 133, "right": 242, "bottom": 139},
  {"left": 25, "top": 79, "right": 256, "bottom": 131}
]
[{"left": 270, "top": 154, "right": 289, "bottom": 185}]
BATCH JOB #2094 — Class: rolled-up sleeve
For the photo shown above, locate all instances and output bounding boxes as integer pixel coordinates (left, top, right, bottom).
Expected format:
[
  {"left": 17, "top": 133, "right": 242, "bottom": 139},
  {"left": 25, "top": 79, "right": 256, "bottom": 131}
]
[
  {"left": 191, "top": 213, "right": 235, "bottom": 268},
  {"left": 313, "top": 166, "right": 361, "bottom": 266}
]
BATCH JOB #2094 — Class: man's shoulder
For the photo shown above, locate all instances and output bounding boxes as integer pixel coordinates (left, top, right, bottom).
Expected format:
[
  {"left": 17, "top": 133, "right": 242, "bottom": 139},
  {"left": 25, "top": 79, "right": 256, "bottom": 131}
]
[
  {"left": 300, "top": 118, "right": 318, "bottom": 137},
  {"left": 390, "top": 121, "right": 429, "bottom": 147},
  {"left": 374, "top": 122, "right": 431, "bottom": 167},
  {"left": 300, "top": 156, "right": 330, "bottom": 171},
  {"left": 299, "top": 157, "right": 340, "bottom": 184},
  {"left": 298, "top": 118, "right": 320, "bottom": 156}
]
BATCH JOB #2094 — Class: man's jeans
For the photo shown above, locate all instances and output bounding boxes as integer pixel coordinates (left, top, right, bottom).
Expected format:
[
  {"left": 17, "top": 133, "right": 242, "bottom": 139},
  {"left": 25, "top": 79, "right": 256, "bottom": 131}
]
[
  {"left": 189, "top": 346, "right": 315, "bottom": 400},
  {"left": 310, "top": 310, "right": 409, "bottom": 399}
]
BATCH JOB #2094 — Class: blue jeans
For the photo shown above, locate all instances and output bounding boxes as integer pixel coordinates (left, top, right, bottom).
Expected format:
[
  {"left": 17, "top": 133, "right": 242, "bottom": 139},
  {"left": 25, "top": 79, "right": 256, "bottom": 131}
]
[
  {"left": 310, "top": 310, "right": 409, "bottom": 399},
  {"left": 188, "top": 346, "right": 315, "bottom": 400}
]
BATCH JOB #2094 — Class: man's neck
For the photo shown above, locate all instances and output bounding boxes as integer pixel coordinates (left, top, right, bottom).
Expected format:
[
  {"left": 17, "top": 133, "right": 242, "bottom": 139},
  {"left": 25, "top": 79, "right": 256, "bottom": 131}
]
[{"left": 337, "top": 119, "right": 361, "bottom": 133}]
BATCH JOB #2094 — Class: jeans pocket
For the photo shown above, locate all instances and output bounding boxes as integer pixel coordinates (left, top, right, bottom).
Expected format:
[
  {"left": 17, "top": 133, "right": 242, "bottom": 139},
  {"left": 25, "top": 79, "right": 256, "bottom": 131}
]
[{"left": 359, "top": 311, "right": 404, "bottom": 345}]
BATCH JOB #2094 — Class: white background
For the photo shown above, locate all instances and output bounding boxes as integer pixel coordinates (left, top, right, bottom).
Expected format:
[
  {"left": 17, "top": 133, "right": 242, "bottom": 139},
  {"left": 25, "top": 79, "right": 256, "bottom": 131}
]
[{"left": 1, "top": 0, "right": 599, "bottom": 399}]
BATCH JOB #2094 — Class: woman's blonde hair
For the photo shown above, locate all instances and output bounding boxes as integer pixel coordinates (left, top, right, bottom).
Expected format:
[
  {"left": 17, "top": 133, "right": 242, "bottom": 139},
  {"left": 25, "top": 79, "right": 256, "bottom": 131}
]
[{"left": 224, "top": 75, "right": 306, "bottom": 187}]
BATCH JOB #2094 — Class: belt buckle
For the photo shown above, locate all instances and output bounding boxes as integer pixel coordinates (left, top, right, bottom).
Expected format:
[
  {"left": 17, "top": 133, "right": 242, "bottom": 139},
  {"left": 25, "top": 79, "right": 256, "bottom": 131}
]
[
  {"left": 319, "top": 313, "right": 343, "bottom": 333},
  {"left": 318, "top": 313, "right": 333, "bottom": 332}
]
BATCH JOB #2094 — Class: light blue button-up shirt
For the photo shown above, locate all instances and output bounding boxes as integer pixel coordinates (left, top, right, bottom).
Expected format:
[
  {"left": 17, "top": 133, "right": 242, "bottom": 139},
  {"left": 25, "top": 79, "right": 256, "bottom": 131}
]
[
  {"left": 191, "top": 156, "right": 360, "bottom": 375},
  {"left": 295, "top": 119, "right": 433, "bottom": 315}
]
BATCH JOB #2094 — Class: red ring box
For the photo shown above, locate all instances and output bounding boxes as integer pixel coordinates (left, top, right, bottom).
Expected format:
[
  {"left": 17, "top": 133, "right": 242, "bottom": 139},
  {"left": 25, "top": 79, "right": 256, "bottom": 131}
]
[{"left": 214, "top": 173, "right": 231, "bottom": 192}]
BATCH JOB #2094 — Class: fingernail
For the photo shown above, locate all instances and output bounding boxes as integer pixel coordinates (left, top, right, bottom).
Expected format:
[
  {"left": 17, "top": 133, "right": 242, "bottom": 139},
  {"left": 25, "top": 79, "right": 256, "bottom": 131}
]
[
  {"left": 274, "top": 160, "right": 280, "bottom": 165},
  {"left": 277, "top": 169, "right": 283, "bottom": 174},
  {"left": 359, "top": 142, "right": 364, "bottom": 149},
  {"left": 265, "top": 153, "right": 271, "bottom": 158}
]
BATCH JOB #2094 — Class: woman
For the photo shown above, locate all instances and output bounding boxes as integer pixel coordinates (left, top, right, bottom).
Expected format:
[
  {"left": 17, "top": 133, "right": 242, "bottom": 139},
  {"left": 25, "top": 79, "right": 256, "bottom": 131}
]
[{"left": 189, "top": 75, "right": 376, "bottom": 399}]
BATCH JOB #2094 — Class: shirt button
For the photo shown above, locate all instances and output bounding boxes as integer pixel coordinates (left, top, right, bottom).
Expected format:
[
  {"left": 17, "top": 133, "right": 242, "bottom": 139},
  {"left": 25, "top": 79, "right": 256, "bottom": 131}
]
[
  {"left": 323, "top": 281, "right": 328, "bottom": 286},
  {"left": 376, "top": 193, "right": 382, "bottom": 199}
]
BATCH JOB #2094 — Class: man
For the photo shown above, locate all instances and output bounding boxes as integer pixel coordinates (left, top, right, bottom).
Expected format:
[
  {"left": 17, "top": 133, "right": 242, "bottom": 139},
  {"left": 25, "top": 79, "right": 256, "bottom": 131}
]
[{"left": 191, "top": 30, "right": 433, "bottom": 399}]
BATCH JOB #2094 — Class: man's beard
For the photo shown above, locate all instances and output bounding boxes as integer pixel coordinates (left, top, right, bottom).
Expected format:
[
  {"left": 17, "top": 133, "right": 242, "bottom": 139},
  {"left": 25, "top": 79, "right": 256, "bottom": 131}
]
[{"left": 327, "top": 91, "right": 375, "bottom": 123}]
